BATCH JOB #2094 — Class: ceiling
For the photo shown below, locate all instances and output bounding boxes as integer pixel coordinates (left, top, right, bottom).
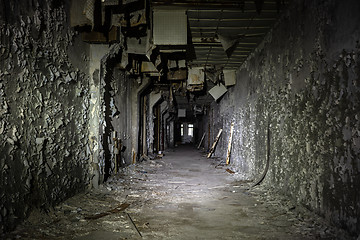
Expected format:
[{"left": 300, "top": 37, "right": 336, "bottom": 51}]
[
  {"left": 75, "top": 0, "right": 289, "bottom": 116},
  {"left": 150, "top": 0, "right": 289, "bottom": 115},
  {"left": 152, "top": 0, "right": 289, "bottom": 70}
]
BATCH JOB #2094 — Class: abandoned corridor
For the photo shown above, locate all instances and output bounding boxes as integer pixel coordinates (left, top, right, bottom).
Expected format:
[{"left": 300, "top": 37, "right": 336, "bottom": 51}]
[
  {"left": 1, "top": 0, "right": 360, "bottom": 238},
  {"left": 4, "top": 145, "right": 348, "bottom": 239}
]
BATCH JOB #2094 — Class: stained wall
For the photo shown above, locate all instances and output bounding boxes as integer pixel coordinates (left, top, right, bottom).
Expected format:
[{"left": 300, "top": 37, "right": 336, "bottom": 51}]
[
  {"left": 0, "top": 0, "right": 91, "bottom": 232},
  {"left": 209, "top": 0, "right": 360, "bottom": 235}
]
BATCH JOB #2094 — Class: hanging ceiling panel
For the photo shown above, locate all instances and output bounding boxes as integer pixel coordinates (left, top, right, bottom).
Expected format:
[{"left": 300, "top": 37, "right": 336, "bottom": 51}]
[
  {"left": 153, "top": 9, "right": 188, "bottom": 45},
  {"left": 152, "top": 0, "right": 289, "bottom": 70}
]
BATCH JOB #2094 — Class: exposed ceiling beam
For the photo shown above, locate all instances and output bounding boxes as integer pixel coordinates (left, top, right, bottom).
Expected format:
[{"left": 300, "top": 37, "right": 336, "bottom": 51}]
[
  {"left": 149, "top": 0, "right": 288, "bottom": 75},
  {"left": 195, "top": 50, "right": 252, "bottom": 53},
  {"left": 195, "top": 57, "right": 247, "bottom": 60},
  {"left": 152, "top": 0, "right": 285, "bottom": 6},
  {"left": 193, "top": 43, "right": 258, "bottom": 47},
  {"left": 186, "top": 9, "right": 279, "bottom": 13},
  {"left": 191, "top": 26, "right": 271, "bottom": 30},
  {"left": 194, "top": 46, "right": 254, "bottom": 50},
  {"left": 190, "top": 29, "right": 269, "bottom": 34},
  {"left": 192, "top": 34, "right": 264, "bottom": 43},
  {"left": 196, "top": 54, "right": 249, "bottom": 58},
  {"left": 152, "top": 1, "right": 245, "bottom": 9},
  {"left": 188, "top": 18, "right": 276, "bottom": 21}
]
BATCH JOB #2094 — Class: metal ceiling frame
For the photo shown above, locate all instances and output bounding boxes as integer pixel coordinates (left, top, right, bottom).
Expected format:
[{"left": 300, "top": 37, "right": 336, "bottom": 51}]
[{"left": 150, "top": 0, "right": 289, "bottom": 70}]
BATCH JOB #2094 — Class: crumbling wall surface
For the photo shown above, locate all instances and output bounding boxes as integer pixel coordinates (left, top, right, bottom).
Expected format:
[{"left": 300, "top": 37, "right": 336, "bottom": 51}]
[
  {"left": 216, "top": 0, "right": 360, "bottom": 235},
  {"left": 88, "top": 44, "right": 110, "bottom": 188},
  {"left": 0, "top": 0, "right": 91, "bottom": 233},
  {"left": 100, "top": 57, "right": 150, "bottom": 174},
  {"left": 148, "top": 91, "right": 162, "bottom": 153},
  {"left": 111, "top": 68, "right": 133, "bottom": 165}
]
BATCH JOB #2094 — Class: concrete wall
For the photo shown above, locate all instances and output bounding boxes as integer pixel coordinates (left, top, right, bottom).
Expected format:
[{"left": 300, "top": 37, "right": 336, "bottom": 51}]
[
  {"left": 111, "top": 68, "right": 135, "bottom": 165},
  {"left": 209, "top": 0, "right": 360, "bottom": 235},
  {"left": 0, "top": 0, "right": 91, "bottom": 233},
  {"left": 149, "top": 91, "right": 162, "bottom": 152},
  {"left": 100, "top": 60, "right": 152, "bottom": 172},
  {"left": 88, "top": 44, "right": 110, "bottom": 187}
]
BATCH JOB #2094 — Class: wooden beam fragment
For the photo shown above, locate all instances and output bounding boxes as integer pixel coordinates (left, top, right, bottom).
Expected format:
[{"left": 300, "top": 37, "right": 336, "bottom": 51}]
[
  {"left": 197, "top": 132, "right": 206, "bottom": 149},
  {"left": 85, "top": 203, "right": 130, "bottom": 220},
  {"left": 226, "top": 168, "right": 235, "bottom": 174},
  {"left": 207, "top": 129, "right": 223, "bottom": 158},
  {"left": 226, "top": 122, "right": 234, "bottom": 165}
]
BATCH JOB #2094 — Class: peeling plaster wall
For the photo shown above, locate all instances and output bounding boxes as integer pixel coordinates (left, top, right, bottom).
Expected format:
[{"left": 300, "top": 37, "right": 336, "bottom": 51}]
[
  {"left": 159, "top": 99, "right": 168, "bottom": 150},
  {"left": 148, "top": 91, "right": 162, "bottom": 153},
  {"left": 0, "top": 0, "right": 91, "bottom": 233},
  {"left": 99, "top": 54, "right": 151, "bottom": 174},
  {"left": 89, "top": 44, "right": 110, "bottom": 187},
  {"left": 169, "top": 120, "right": 175, "bottom": 148},
  {"left": 110, "top": 68, "right": 134, "bottom": 165},
  {"left": 211, "top": 0, "right": 360, "bottom": 235},
  {"left": 131, "top": 78, "right": 150, "bottom": 162},
  {"left": 109, "top": 70, "right": 152, "bottom": 165}
]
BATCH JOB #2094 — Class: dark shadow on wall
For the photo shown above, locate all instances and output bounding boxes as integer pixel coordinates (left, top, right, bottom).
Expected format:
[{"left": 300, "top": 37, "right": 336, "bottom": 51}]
[{"left": 102, "top": 54, "right": 121, "bottom": 182}]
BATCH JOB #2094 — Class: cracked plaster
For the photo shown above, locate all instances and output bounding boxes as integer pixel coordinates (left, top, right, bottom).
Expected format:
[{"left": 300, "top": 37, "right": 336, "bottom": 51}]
[
  {"left": 0, "top": 0, "right": 91, "bottom": 233},
  {"left": 207, "top": 0, "right": 360, "bottom": 235}
]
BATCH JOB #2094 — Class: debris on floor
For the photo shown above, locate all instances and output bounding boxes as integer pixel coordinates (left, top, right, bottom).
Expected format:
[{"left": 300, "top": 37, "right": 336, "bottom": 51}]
[
  {"left": 84, "top": 203, "right": 130, "bottom": 220},
  {"left": 3, "top": 146, "right": 353, "bottom": 240},
  {"left": 226, "top": 168, "right": 235, "bottom": 174}
]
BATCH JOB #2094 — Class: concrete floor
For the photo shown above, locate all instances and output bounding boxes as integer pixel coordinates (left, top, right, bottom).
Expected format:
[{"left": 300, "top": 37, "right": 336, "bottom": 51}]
[{"left": 4, "top": 145, "right": 350, "bottom": 239}]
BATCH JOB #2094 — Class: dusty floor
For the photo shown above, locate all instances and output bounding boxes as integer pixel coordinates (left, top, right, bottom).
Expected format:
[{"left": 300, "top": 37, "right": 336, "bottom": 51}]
[{"left": 3, "top": 145, "right": 351, "bottom": 239}]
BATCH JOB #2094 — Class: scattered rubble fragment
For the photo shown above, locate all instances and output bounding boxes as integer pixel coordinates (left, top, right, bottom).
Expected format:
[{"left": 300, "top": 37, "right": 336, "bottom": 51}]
[{"left": 3, "top": 148, "right": 352, "bottom": 239}]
